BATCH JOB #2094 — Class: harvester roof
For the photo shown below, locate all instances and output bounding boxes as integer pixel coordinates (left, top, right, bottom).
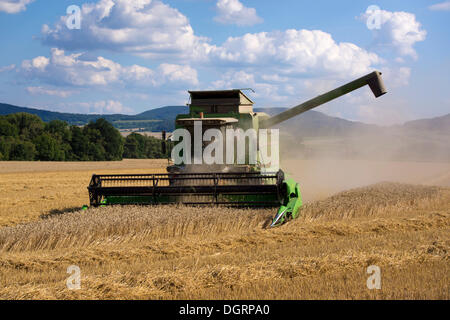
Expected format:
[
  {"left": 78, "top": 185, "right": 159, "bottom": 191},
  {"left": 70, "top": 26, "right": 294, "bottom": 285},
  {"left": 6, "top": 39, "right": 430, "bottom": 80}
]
[
  {"left": 176, "top": 117, "right": 239, "bottom": 125},
  {"left": 188, "top": 89, "right": 254, "bottom": 105}
]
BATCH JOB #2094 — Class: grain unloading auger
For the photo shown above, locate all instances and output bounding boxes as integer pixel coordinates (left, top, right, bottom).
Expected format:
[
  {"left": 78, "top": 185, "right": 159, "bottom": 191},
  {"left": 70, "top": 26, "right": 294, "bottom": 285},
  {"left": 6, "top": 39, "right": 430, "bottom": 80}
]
[{"left": 88, "top": 71, "right": 386, "bottom": 227}]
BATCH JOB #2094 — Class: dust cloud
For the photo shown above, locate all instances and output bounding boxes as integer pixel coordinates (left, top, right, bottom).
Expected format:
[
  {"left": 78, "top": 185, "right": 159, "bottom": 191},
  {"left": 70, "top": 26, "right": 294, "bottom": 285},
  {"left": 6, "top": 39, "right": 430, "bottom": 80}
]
[
  {"left": 281, "top": 158, "right": 450, "bottom": 202},
  {"left": 278, "top": 129, "right": 450, "bottom": 202}
]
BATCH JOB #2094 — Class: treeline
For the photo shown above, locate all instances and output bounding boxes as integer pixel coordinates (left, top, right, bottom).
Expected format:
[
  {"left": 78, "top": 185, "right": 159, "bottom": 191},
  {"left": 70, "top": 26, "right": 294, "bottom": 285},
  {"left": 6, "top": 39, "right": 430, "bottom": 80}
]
[
  {"left": 123, "top": 132, "right": 167, "bottom": 159},
  {"left": 0, "top": 113, "right": 167, "bottom": 161}
]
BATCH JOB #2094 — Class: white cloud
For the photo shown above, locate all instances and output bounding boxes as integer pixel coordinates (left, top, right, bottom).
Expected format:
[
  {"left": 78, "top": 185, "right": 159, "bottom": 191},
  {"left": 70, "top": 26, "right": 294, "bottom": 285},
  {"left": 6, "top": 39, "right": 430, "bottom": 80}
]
[
  {"left": 41, "top": 0, "right": 209, "bottom": 60},
  {"left": 429, "top": 1, "right": 450, "bottom": 11},
  {"left": 204, "top": 27, "right": 400, "bottom": 111},
  {"left": 382, "top": 67, "right": 411, "bottom": 88},
  {"left": 0, "top": 64, "right": 16, "bottom": 72},
  {"left": 211, "top": 71, "right": 290, "bottom": 105},
  {"left": 361, "top": 10, "right": 426, "bottom": 59},
  {"left": 212, "top": 70, "right": 256, "bottom": 89},
  {"left": 208, "top": 62, "right": 414, "bottom": 122},
  {"left": 21, "top": 49, "right": 127, "bottom": 86},
  {"left": 214, "top": 0, "right": 263, "bottom": 26},
  {"left": 210, "top": 29, "right": 381, "bottom": 78},
  {"left": 17, "top": 0, "right": 413, "bottom": 123},
  {"left": 58, "top": 100, "right": 133, "bottom": 114},
  {"left": 0, "top": 0, "right": 33, "bottom": 14},
  {"left": 158, "top": 63, "right": 198, "bottom": 85},
  {"left": 302, "top": 78, "right": 339, "bottom": 96},
  {"left": 208, "top": 67, "right": 412, "bottom": 125},
  {"left": 40, "top": 0, "right": 381, "bottom": 77},
  {"left": 26, "top": 86, "right": 78, "bottom": 98},
  {"left": 20, "top": 48, "right": 198, "bottom": 87},
  {"left": 92, "top": 100, "right": 132, "bottom": 114},
  {"left": 260, "top": 74, "right": 288, "bottom": 83}
]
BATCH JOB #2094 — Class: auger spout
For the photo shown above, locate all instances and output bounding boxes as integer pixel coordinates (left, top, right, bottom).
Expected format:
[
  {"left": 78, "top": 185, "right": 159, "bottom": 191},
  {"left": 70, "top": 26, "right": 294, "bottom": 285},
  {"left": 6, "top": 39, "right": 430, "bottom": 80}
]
[{"left": 259, "top": 71, "right": 386, "bottom": 129}]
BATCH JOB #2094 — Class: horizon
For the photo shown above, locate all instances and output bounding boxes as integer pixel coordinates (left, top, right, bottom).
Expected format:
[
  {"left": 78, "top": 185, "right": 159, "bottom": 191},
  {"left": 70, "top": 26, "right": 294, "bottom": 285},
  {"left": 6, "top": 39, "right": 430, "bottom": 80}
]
[
  {"left": 2, "top": 100, "right": 448, "bottom": 127},
  {"left": 0, "top": 0, "right": 449, "bottom": 125}
]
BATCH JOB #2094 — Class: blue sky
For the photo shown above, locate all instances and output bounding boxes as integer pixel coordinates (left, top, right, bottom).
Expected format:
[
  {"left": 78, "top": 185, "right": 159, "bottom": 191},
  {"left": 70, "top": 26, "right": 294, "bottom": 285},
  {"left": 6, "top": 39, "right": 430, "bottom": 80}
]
[{"left": 0, "top": 0, "right": 449, "bottom": 124}]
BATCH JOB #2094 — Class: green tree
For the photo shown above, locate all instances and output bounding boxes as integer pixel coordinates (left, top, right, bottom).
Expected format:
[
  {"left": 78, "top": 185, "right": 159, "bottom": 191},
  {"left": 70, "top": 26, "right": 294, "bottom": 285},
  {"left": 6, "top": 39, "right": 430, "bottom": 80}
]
[
  {"left": 0, "top": 136, "right": 13, "bottom": 160},
  {"left": 9, "top": 138, "right": 36, "bottom": 160},
  {"left": 46, "top": 120, "right": 71, "bottom": 141},
  {"left": 85, "top": 119, "right": 123, "bottom": 161},
  {"left": 123, "top": 133, "right": 166, "bottom": 159},
  {"left": 87, "top": 141, "right": 106, "bottom": 161},
  {"left": 5, "top": 113, "right": 44, "bottom": 140},
  {"left": 70, "top": 126, "right": 90, "bottom": 160},
  {"left": 123, "top": 133, "right": 141, "bottom": 158},
  {"left": 45, "top": 120, "right": 72, "bottom": 160},
  {"left": 34, "top": 133, "right": 65, "bottom": 161},
  {"left": 0, "top": 118, "right": 18, "bottom": 136},
  {"left": 1, "top": 113, "right": 128, "bottom": 162}
]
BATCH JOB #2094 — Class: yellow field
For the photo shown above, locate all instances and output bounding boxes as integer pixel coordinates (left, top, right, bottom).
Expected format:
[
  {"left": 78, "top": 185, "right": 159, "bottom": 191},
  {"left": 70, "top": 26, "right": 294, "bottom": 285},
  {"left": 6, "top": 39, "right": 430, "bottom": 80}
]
[
  {"left": 0, "top": 159, "right": 449, "bottom": 299},
  {"left": 0, "top": 160, "right": 168, "bottom": 226}
]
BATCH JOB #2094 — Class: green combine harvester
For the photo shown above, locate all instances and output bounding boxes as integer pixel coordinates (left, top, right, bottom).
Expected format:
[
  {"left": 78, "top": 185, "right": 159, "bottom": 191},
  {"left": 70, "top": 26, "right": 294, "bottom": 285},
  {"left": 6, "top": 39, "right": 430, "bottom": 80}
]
[{"left": 88, "top": 71, "right": 386, "bottom": 227}]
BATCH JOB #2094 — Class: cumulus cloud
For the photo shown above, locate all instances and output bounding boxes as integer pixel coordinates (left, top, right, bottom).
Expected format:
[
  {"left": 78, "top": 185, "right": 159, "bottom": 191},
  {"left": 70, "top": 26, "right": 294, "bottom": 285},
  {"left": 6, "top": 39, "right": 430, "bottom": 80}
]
[
  {"left": 429, "top": 1, "right": 450, "bottom": 11},
  {"left": 211, "top": 71, "right": 298, "bottom": 106},
  {"left": 211, "top": 70, "right": 256, "bottom": 89},
  {"left": 26, "top": 0, "right": 410, "bottom": 123},
  {"left": 0, "top": 0, "right": 33, "bottom": 13},
  {"left": 210, "top": 29, "right": 381, "bottom": 78},
  {"left": 41, "top": 0, "right": 209, "bottom": 60},
  {"left": 26, "top": 86, "right": 78, "bottom": 98},
  {"left": 203, "top": 28, "right": 392, "bottom": 110},
  {"left": 158, "top": 63, "right": 198, "bottom": 85},
  {"left": 209, "top": 63, "right": 413, "bottom": 121},
  {"left": 40, "top": 0, "right": 381, "bottom": 77},
  {"left": 214, "top": 0, "right": 263, "bottom": 26},
  {"left": 361, "top": 10, "right": 426, "bottom": 59},
  {"left": 20, "top": 48, "right": 198, "bottom": 87}
]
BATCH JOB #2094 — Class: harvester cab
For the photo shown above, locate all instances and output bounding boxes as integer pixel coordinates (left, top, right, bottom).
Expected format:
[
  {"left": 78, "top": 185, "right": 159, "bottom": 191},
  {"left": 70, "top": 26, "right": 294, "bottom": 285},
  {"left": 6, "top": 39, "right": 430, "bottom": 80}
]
[
  {"left": 88, "top": 71, "right": 386, "bottom": 227},
  {"left": 169, "top": 89, "right": 273, "bottom": 174}
]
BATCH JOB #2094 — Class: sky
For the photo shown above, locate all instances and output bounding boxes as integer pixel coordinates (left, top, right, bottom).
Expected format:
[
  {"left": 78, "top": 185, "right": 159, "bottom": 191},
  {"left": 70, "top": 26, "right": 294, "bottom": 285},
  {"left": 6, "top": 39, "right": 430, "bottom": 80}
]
[{"left": 0, "top": 0, "right": 449, "bottom": 125}]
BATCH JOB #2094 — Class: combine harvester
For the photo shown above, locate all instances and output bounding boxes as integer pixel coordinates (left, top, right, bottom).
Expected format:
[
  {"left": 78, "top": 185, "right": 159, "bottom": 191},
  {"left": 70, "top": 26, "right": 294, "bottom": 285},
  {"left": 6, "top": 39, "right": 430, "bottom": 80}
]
[{"left": 88, "top": 71, "right": 386, "bottom": 227}]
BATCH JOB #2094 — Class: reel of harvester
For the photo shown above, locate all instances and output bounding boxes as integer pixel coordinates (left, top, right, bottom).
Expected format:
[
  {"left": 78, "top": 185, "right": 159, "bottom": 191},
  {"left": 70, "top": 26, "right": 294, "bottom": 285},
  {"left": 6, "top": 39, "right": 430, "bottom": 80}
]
[{"left": 88, "top": 170, "right": 302, "bottom": 227}]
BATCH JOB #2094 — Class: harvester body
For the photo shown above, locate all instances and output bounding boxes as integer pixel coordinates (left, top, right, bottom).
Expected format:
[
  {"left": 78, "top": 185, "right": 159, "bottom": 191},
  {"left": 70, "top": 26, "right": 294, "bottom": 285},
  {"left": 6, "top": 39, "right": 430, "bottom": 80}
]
[
  {"left": 171, "top": 89, "right": 272, "bottom": 173},
  {"left": 88, "top": 71, "right": 386, "bottom": 227}
]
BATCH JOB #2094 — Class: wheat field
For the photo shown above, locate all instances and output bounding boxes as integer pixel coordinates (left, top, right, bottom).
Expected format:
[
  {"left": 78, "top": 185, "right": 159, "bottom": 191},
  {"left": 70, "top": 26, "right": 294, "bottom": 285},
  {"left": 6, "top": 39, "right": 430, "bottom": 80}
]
[
  {"left": 0, "top": 160, "right": 168, "bottom": 226},
  {"left": 0, "top": 160, "right": 448, "bottom": 299}
]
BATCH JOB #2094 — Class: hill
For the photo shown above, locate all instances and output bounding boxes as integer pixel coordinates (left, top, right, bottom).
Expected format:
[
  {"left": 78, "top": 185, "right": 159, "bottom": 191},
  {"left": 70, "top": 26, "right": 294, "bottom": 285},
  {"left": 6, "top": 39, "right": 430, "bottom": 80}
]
[
  {"left": 0, "top": 103, "right": 186, "bottom": 131},
  {"left": 4, "top": 102, "right": 448, "bottom": 136},
  {"left": 0, "top": 103, "right": 127, "bottom": 125},
  {"left": 256, "top": 107, "right": 379, "bottom": 137},
  {"left": 1, "top": 102, "right": 377, "bottom": 134},
  {"left": 403, "top": 113, "right": 450, "bottom": 135}
]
